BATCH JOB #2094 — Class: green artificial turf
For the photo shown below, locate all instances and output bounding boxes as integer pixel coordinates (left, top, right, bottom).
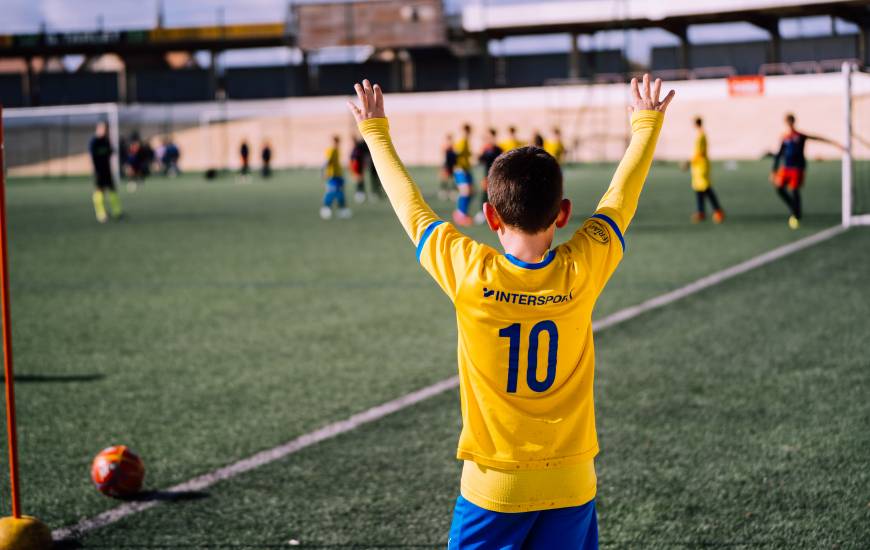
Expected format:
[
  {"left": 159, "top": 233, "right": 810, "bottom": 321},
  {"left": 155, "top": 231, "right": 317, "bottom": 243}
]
[{"left": 0, "top": 160, "right": 864, "bottom": 548}]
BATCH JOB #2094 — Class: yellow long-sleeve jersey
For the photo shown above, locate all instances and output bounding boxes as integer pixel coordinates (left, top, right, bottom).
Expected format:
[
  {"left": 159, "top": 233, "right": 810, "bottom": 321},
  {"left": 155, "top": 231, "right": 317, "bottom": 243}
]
[
  {"left": 324, "top": 147, "right": 342, "bottom": 179},
  {"left": 500, "top": 137, "right": 524, "bottom": 152},
  {"left": 359, "top": 111, "right": 664, "bottom": 513},
  {"left": 691, "top": 131, "right": 711, "bottom": 191},
  {"left": 453, "top": 137, "right": 472, "bottom": 171},
  {"left": 544, "top": 139, "right": 565, "bottom": 163}
]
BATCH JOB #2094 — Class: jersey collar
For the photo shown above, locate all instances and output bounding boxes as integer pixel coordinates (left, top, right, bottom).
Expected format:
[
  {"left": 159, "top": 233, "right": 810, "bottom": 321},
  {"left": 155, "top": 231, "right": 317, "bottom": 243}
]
[{"left": 504, "top": 250, "right": 556, "bottom": 270}]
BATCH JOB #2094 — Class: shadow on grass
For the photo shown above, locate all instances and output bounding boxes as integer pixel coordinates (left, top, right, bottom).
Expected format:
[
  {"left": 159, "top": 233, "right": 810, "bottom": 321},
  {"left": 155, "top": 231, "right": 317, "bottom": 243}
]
[
  {"left": 56, "top": 545, "right": 443, "bottom": 549},
  {"left": 123, "top": 490, "right": 210, "bottom": 503},
  {"left": 1, "top": 373, "right": 105, "bottom": 384}
]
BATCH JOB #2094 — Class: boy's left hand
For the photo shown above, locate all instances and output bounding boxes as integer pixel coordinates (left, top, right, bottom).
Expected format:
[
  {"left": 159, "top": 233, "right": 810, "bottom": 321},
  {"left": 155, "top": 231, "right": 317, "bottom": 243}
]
[{"left": 348, "top": 79, "right": 386, "bottom": 123}]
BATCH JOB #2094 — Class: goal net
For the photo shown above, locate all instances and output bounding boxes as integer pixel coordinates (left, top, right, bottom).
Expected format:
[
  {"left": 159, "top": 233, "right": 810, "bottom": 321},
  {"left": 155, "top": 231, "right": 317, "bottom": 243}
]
[
  {"left": 2, "top": 103, "right": 120, "bottom": 183},
  {"left": 844, "top": 63, "right": 870, "bottom": 227}
]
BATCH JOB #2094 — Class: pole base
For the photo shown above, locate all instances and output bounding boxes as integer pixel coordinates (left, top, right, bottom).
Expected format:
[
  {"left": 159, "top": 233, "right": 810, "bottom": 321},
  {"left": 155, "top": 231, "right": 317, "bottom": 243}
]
[{"left": 0, "top": 516, "right": 52, "bottom": 550}]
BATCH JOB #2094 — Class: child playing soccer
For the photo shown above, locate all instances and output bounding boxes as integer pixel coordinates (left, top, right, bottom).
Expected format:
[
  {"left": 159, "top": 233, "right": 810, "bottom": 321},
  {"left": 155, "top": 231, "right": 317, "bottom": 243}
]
[
  {"left": 320, "top": 135, "right": 351, "bottom": 220},
  {"left": 474, "top": 128, "right": 503, "bottom": 225},
  {"left": 544, "top": 127, "right": 566, "bottom": 165},
  {"left": 239, "top": 139, "right": 251, "bottom": 183},
  {"left": 89, "top": 121, "right": 124, "bottom": 223},
  {"left": 690, "top": 117, "right": 725, "bottom": 223},
  {"left": 770, "top": 113, "right": 841, "bottom": 229},
  {"left": 452, "top": 124, "right": 474, "bottom": 226},
  {"left": 348, "top": 74, "right": 674, "bottom": 548},
  {"left": 500, "top": 125, "right": 523, "bottom": 152},
  {"left": 350, "top": 137, "right": 368, "bottom": 203},
  {"left": 438, "top": 133, "right": 457, "bottom": 201}
]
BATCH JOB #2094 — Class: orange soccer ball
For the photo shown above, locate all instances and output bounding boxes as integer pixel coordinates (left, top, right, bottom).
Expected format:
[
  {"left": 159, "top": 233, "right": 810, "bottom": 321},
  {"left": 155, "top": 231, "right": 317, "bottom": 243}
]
[{"left": 90, "top": 445, "right": 145, "bottom": 497}]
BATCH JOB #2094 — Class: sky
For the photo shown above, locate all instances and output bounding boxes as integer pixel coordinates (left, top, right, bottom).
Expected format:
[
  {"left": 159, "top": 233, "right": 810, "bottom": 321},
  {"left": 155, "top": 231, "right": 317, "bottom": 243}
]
[{"left": 1, "top": 0, "right": 858, "bottom": 67}]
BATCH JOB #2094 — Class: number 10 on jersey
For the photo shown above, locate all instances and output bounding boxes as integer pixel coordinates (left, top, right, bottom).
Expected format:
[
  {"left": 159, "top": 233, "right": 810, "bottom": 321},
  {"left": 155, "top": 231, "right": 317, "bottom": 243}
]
[{"left": 498, "top": 321, "right": 558, "bottom": 393}]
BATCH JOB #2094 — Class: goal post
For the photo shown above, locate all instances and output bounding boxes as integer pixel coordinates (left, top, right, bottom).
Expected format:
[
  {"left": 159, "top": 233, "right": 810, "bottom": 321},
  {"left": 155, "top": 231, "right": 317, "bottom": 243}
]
[
  {"left": 1, "top": 102, "right": 120, "bottom": 184},
  {"left": 843, "top": 61, "right": 870, "bottom": 227}
]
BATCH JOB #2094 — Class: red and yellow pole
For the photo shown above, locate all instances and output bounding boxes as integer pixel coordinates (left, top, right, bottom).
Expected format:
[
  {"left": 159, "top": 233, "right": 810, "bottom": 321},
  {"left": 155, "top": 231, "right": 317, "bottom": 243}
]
[{"left": 0, "top": 105, "right": 52, "bottom": 550}]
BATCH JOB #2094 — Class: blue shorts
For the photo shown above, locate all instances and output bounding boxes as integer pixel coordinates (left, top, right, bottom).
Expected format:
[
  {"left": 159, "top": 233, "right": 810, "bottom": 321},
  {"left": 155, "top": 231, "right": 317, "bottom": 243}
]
[
  {"left": 454, "top": 169, "right": 473, "bottom": 186},
  {"left": 448, "top": 495, "right": 598, "bottom": 550},
  {"left": 326, "top": 176, "right": 344, "bottom": 189}
]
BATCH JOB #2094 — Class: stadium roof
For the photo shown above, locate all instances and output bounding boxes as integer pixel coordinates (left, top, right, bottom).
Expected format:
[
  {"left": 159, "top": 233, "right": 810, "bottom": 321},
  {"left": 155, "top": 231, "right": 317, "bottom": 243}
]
[{"left": 462, "top": 0, "right": 870, "bottom": 35}]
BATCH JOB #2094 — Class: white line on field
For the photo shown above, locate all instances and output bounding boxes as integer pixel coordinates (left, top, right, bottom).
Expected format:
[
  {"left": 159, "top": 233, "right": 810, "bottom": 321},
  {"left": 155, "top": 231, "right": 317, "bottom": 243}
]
[
  {"left": 52, "top": 224, "right": 847, "bottom": 541},
  {"left": 592, "top": 224, "right": 847, "bottom": 331}
]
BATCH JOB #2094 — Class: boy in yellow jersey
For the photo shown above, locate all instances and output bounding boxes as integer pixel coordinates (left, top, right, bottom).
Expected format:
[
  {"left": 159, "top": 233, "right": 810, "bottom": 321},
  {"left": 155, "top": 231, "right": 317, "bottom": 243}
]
[
  {"left": 500, "top": 125, "right": 524, "bottom": 152},
  {"left": 320, "top": 135, "right": 352, "bottom": 220},
  {"left": 452, "top": 123, "right": 475, "bottom": 226},
  {"left": 690, "top": 117, "right": 724, "bottom": 223},
  {"left": 348, "top": 75, "right": 674, "bottom": 548},
  {"left": 544, "top": 127, "right": 566, "bottom": 164}
]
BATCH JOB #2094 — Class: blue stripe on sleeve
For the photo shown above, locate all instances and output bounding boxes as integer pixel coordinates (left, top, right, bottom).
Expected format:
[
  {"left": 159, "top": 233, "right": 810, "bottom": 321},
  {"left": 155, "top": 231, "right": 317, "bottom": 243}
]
[
  {"left": 416, "top": 220, "right": 445, "bottom": 262},
  {"left": 591, "top": 213, "right": 625, "bottom": 251}
]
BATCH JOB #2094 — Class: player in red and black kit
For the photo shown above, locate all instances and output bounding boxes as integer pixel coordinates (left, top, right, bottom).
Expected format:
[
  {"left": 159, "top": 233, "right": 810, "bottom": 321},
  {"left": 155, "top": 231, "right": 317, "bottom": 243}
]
[
  {"left": 351, "top": 138, "right": 368, "bottom": 203},
  {"left": 771, "top": 113, "right": 841, "bottom": 229}
]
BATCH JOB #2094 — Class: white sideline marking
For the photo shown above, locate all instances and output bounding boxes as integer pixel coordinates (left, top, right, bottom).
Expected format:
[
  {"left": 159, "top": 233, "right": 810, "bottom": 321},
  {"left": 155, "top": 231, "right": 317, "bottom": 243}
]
[
  {"left": 593, "top": 224, "right": 846, "bottom": 331},
  {"left": 52, "top": 225, "right": 846, "bottom": 541}
]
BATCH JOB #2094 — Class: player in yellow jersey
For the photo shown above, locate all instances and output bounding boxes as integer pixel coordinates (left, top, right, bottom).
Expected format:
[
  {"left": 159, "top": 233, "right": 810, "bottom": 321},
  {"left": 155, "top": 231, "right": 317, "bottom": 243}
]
[
  {"left": 689, "top": 117, "right": 724, "bottom": 223},
  {"left": 452, "top": 123, "right": 475, "bottom": 226},
  {"left": 500, "top": 125, "right": 524, "bottom": 152},
  {"left": 348, "top": 75, "right": 674, "bottom": 548},
  {"left": 544, "top": 127, "right": 566, "bottom": 164},
  {"left": 320, "top": 135, "right": 352, "bottom": 220}
]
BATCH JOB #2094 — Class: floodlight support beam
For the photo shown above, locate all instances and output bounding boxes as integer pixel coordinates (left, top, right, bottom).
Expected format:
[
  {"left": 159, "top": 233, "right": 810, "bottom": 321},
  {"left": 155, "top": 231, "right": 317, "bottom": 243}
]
[{"left": 0, "top": 104, "right": 22, "bottom": 519}]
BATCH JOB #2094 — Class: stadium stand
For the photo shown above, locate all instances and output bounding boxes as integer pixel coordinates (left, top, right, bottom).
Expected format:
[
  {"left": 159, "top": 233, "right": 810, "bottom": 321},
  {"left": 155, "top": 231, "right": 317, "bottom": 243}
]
[
  {"left": 0, "top": 74, "right": 25, "bottom": 107},
  {"left": 38, "top": 72, "right": 119, "bottom": 105},
  {"left": 652, "top": 35, "right": 862, "bottom": 76},
  {"left": 0, "top": 0, "right": 867, "bottom": 106}
]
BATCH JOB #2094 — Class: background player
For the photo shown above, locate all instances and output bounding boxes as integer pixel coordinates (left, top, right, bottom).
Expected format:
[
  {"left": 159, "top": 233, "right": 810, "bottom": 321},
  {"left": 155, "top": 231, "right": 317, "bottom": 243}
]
[
  {"left": 438, "top": 133, "right": 457, "bottom": 201},
  {"left": 500, "top": 125, "right": 523, "bottom": 152},
  {"left": 452, "top": 123, "right": 474, "bottom": 226},
  {"left": 125, "top": 133, "right": 152, "bottom": 192},
  {"left": 544, "top": 127, "right": 566, "bottom": 165},
  {"left": 690, "top": 117, "right": 725, "bottom": 223},
  {"left": 239, "top": 139, "right": 251, "bottom": 183},
  {"left": 475, "top": 128, "right": 503, "bottom": 225},
  {"left": 771, "top": 113, "right": 841, "bottom": 229},
  {"left": 89, "top": 121, "right": 124, "bottom": 223},
  {"left": 349, "top": 74, "right": 673, "bottom": 549},
  {"left": 320, "top": 135, "right": 351, "bottom": 220},
  {"left": 261, "top": 140, "right": 272, "bottom": 178},
  {"left": 350, "top": 137, "right": 368, "bottom": 203}
]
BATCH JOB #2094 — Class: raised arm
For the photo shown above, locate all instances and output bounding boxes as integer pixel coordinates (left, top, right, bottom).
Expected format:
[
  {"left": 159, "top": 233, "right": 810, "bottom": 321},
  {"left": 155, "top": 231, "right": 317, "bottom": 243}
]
[
  {"left": 804, "top": 133, "right": 845, "bottom": 150},
  {"left": 594, "top": 74, "right": 673, "bottom": 234},
  {"left": 347, "top": 80, "right": 439, "bottom": 244}
]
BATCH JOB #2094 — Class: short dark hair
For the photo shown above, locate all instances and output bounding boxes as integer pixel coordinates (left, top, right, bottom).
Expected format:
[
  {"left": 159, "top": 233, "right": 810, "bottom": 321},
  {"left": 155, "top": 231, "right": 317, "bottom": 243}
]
[
  {"left": 462, "top": 123, "right": 471, "bottom": 133},
  {"left": 694, "top": 117, "right": 703, "bottom": 127},
  {"left": 487, "top": 147, "right": 563, "bottom": 234},
  {"left": 785, "top": 113, "right": 796, "bottom": 125}
]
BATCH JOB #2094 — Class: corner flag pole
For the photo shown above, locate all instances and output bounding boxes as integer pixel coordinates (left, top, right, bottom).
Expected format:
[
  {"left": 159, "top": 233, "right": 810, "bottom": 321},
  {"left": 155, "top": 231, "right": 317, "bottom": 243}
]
[{"left": 0, "top": 104, "right": 22, "bottom": 519}]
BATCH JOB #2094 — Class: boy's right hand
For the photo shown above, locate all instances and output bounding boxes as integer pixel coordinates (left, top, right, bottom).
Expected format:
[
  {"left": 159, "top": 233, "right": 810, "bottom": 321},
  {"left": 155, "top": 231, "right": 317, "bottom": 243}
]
[
  {"left": 630, "top": 73, "right": 675, "bottom": 114},
  {"left": 347, "top": 79, "right": 386, "bottom": 123}
]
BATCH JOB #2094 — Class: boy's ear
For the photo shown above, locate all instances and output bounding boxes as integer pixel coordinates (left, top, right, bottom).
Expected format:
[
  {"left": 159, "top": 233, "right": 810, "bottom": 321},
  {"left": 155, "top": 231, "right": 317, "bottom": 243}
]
[
  {"left": 483, "top": 202, "right": 501, "bottom": 232},
  {"left": 555, "top": 199, "right": 572, "bottom": 229}
]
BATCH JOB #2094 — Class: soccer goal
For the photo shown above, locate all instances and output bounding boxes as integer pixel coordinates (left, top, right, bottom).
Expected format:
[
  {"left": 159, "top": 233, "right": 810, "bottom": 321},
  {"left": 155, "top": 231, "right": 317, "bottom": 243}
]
[
  {"left": 843, "top": 62, "right": 870, "bottom": 227},
  {"left": 1, "top": 103, "right": 120, "bottom": 183}
]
